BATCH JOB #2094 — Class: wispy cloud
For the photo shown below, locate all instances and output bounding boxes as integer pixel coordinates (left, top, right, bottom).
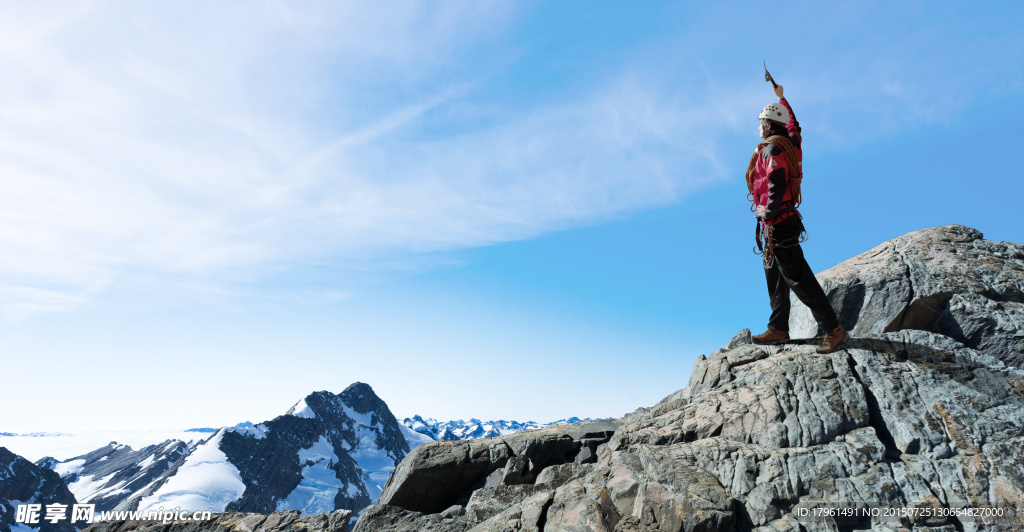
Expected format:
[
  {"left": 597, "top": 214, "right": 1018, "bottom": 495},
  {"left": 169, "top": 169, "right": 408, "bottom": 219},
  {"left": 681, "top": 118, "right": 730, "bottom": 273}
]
[
  {"left": 8, "top": 1, "right": 1016, "bottom": 322},
  {"left": 0, "top": 1, "right": 727, "bottom": 321}
]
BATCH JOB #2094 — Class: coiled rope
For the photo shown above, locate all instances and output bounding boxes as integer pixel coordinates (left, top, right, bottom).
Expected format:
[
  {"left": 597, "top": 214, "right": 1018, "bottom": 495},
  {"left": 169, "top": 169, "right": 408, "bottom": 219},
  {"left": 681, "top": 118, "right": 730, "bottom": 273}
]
[
  {"left": 746, "top": 135, "right": 802, "bottom": 209},
  {"left": 746, "top": 133, "right": 807, "bottom": 268}
]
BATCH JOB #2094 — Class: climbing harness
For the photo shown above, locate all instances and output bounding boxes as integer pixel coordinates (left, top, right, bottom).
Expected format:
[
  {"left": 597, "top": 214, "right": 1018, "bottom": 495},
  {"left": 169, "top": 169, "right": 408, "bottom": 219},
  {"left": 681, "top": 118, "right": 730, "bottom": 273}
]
[{"left": 754, "top": 218, "right": 808, "bottom": 269}]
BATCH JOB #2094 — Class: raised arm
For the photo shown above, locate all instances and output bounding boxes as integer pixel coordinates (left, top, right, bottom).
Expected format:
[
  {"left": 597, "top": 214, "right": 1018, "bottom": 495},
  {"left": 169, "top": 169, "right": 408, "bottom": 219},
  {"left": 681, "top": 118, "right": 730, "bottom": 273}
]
[{"left": 772, "top": 84, "right": 801, "bottom": 136}]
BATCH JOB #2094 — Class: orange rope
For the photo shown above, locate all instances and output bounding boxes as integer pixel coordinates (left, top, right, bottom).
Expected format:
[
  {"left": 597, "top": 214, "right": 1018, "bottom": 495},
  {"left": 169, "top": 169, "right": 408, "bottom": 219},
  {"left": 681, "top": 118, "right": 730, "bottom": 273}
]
[{"left": 745, "top": 134, "right": 802, "bottom": 209}]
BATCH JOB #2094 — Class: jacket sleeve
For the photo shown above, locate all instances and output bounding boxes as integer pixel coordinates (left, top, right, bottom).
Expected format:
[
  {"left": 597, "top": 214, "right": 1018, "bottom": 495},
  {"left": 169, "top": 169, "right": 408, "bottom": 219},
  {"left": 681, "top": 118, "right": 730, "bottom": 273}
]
[{"left": 779, "top": 97, "right": 801, "bottom": 137}]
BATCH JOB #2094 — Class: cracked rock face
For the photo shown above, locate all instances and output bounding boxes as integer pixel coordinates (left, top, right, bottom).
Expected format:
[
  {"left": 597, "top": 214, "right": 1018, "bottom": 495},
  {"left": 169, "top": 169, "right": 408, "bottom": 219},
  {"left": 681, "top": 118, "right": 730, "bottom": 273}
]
[
  {"left": 352, "top": 225, "right": 1024, "bottom": 532},
  {"left": 354, "top": 334, "right": 1024, "bottom": 531},
  {"left": 368, "top": 421, "right": 620, "bottom": 517},
  {"left": 789, "top": 225, "right": 1024, "bottom": 369},
  {"left": 614, "top": 331, "right": 1024, "bottom": 531}
]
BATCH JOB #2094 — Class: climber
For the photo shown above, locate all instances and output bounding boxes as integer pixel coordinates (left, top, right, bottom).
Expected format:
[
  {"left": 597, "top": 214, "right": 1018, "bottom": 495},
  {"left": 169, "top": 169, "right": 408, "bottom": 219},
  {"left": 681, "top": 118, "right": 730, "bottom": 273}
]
[{"left": 746, "top": 69, "right": 849, "bottom": 354}]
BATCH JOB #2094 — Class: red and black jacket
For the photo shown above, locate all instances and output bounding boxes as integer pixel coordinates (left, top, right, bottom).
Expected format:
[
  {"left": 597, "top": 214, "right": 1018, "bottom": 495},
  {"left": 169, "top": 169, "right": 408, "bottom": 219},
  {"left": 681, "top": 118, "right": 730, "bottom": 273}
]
[{"left": 752, "top": 98, "right": 802, "bottom": 225}]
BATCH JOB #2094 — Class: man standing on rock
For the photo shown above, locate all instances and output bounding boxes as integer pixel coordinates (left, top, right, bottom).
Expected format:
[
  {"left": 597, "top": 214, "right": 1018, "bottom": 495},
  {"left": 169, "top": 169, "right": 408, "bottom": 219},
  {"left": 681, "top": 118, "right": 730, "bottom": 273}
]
[{"left": 746, "top": 74, "right": 849, "bottom": 353}]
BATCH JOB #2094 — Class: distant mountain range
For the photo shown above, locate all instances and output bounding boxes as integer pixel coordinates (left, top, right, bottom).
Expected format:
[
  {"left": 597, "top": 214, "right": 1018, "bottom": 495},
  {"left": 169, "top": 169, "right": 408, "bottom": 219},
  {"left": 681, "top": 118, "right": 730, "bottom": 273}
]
[
  {"left": 1, "top": 432, "right": 70, "bottom": 437},
  {"left": 183, "top": 422, "right": 256, "bottom": 434},
  {"left": 2, "top": 383, "right": 572, "bottom": 528},
  {"left": 401, "top": 416, "right": 589, "bottom": 441}
]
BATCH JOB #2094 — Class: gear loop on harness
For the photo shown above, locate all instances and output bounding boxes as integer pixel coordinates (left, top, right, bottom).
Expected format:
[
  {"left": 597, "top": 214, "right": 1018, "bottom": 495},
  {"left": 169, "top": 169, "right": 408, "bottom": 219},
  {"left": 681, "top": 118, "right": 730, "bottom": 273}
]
[
  {"left": 754, "top": 217, "right": 808, "bottom": 269},
  {"left": 762, "top": 222, "right": 776, "bottom": 269}
]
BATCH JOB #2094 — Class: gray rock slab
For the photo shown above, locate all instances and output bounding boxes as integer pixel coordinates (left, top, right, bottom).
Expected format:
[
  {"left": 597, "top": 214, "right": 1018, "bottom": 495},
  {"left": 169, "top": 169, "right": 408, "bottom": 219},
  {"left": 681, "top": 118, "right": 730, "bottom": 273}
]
[
  {"left": 376, "top": 420, "right": 619, "bottom": 516},
  {"left": 352, "top": 504, "right": 470, "bottom": 532},
  {"left": 789, "top": 225, "right": 1024, "bottom": 369}
]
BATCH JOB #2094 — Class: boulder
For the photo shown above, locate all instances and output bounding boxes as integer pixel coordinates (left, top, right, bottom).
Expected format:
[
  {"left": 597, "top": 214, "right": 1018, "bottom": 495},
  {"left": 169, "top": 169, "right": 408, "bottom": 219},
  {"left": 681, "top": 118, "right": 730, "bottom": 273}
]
[
  {"left": 349, "top": 504, "right": 469, "bottom": 532},
  {"left": 789, "top": 225, "right": 1024, "bottom": 368},
  {"left": 370, "top": 420, "right": 619, "bottom": 517}
]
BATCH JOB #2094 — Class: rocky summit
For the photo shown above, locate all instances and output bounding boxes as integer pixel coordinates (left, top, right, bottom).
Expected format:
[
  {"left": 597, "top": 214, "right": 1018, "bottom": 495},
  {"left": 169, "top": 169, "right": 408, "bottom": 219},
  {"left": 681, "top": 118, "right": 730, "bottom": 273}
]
[
  {"left": 351, "top": 225, "right": 1024, "bottom": 532},
  {"left": 789, "top": 224, "right": 1024, "bottom": 369}
]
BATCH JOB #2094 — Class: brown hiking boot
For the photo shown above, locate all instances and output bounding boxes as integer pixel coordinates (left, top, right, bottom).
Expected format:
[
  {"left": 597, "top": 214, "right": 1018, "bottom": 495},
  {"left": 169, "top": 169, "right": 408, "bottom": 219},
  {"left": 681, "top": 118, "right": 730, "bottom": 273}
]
[
  {"left": 817, "top": 325, "right": 850, "bottom": 354},
  {"left": 752, "top": 329, "right": 789, "bottom": 345}
]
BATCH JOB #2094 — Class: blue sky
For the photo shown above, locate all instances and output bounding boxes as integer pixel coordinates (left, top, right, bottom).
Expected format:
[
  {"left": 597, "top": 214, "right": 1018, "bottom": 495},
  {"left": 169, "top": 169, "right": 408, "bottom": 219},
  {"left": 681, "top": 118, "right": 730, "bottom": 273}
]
[{"left": 1, "top": 1, "right": 1022, "bottom": 433}]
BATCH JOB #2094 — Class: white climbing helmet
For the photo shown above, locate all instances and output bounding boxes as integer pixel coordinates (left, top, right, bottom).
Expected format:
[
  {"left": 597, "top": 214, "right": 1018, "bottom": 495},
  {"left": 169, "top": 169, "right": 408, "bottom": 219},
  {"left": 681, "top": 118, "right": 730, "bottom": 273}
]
[{"left": 759, "top": 102, "right": 790, "bottom": 124}]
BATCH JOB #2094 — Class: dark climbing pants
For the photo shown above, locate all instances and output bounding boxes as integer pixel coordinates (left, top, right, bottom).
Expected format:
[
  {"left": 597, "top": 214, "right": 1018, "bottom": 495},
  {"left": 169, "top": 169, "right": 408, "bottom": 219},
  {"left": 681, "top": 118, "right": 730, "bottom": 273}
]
[{"left": 763, "top": 216, "right": 840, "bottom": 334}]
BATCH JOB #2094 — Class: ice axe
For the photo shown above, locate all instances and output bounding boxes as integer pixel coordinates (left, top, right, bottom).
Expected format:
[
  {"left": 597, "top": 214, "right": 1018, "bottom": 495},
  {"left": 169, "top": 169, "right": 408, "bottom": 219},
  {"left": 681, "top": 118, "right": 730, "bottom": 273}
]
[{"left": 764, "top": 60, "right": 777, "bottom": 89}]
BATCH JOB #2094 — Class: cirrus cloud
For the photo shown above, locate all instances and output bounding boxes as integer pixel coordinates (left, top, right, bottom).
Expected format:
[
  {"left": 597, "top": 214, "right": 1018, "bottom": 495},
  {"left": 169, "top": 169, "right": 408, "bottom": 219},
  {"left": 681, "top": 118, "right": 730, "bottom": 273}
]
[{"left": 0, "top": 1, "right": 730, "bottom": 321}]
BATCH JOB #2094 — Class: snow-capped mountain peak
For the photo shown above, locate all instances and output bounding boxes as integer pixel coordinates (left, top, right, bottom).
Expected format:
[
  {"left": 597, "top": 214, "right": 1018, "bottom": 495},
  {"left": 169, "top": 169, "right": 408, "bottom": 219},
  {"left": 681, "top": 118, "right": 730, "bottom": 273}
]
[
  {"left": 112, "top": 382, "right": 409, "bottom": 518},
  {"left": 19, "top": 385, "right": 590, "bottom": 523}
]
